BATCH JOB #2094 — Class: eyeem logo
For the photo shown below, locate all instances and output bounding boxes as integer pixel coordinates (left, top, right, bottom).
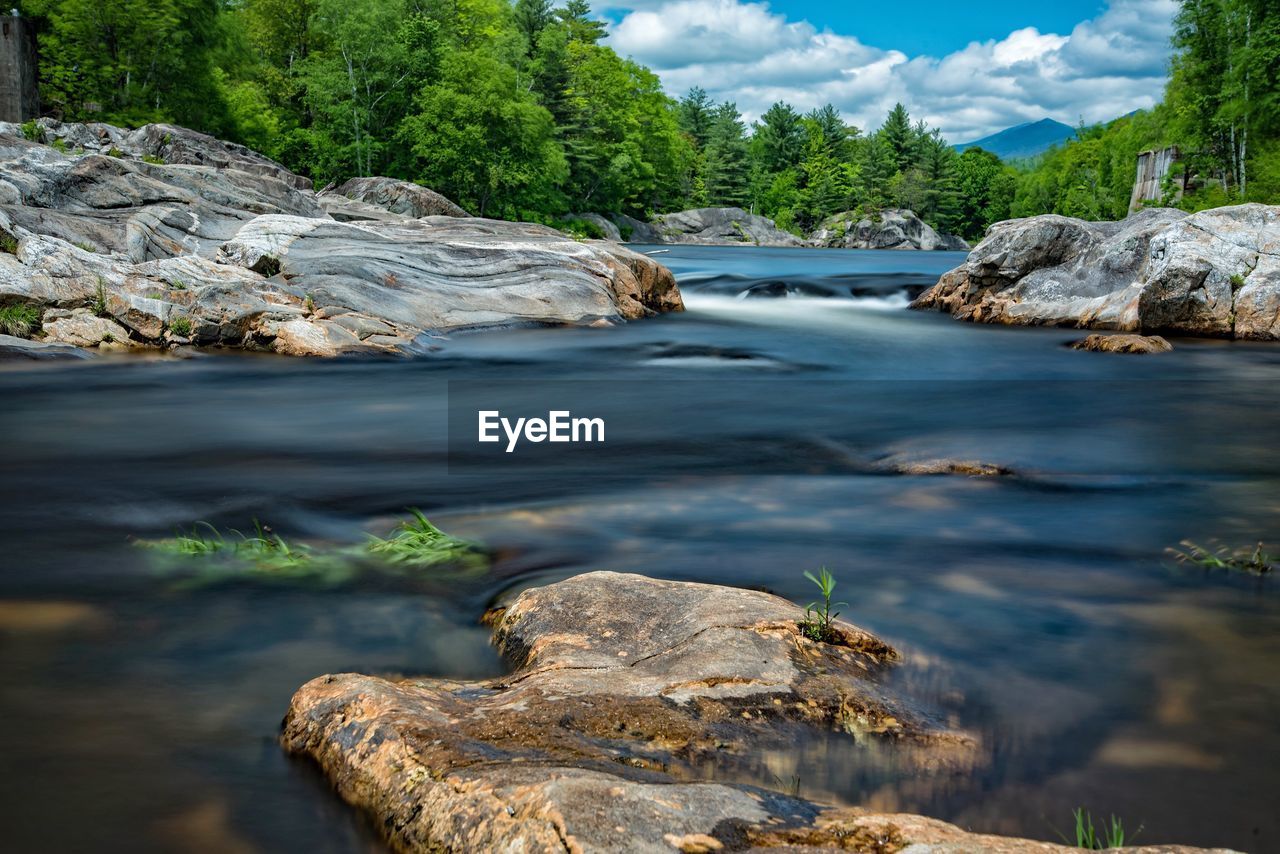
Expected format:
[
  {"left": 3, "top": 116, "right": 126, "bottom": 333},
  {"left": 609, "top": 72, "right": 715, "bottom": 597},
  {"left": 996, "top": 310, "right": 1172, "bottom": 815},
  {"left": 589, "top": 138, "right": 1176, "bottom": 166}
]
[{"left": 478, "top": 410, "right": 605, "bottom": 453}]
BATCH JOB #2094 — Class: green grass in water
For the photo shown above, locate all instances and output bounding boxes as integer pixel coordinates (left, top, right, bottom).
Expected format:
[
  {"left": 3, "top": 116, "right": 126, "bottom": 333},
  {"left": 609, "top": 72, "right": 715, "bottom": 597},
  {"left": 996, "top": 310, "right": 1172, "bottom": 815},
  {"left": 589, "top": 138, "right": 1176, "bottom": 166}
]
[
  {"left": 366, "top": 508, "right": 488, "bottom": 572},
  {"left": 1167, "top": 539, "right": 1275, "bottom": 575}
]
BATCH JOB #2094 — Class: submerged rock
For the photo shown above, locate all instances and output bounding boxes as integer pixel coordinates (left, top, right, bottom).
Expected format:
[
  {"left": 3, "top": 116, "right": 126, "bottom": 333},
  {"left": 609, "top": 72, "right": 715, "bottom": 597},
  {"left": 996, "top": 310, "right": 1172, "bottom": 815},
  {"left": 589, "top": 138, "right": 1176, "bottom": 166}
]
[
  {"left": 0, "top": 122, "right": 683, "bottom": 356},
  {"left": 0, "top": 332, "right": 93, "bottom": 361},
  {"left": 1069, "top": 333, "right": 1173, "bottom": 354},
  {"left": 651, "top": 207, "right": 804, "bottom": 247},
  {"left": 283, "top": 571, "right": 1233, "bottom": 853},
  {"left": 810, "top": 209, "right": 969, "bottom": 251},
  {"left": 912, "top": 204, "right": 1280, "bottom": 340}
]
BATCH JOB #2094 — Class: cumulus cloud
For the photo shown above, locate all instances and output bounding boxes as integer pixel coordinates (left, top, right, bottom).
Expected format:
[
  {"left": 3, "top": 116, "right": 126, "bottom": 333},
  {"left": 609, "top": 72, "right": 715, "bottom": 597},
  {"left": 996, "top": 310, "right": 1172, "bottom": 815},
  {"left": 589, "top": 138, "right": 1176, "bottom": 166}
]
[{"left": 605, "top": 0, "right": 1178, "bottom": 142}]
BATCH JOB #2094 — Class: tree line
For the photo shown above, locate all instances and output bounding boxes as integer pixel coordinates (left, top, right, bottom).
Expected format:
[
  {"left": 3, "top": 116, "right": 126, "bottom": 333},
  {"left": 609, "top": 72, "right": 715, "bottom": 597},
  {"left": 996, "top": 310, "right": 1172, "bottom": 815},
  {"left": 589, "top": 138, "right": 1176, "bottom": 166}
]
[{"left": 11, "top": 0, "right": 1278, "bottom": 235}]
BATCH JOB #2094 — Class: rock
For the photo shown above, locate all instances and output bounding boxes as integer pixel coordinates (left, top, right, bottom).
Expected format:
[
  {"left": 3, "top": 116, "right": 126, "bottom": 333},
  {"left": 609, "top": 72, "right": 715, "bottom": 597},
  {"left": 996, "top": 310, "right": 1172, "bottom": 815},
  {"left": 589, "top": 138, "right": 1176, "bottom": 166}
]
[
  {"left": 283, "top": 572, "right": 1229, "bottom": 854},
  {"left": 912, "top": 204, "right": 1280, "bottom": 340},
  {"left": 811, "top": 209, "right": 970, "bottom": 251},
  {"left": 215, "top": 216, "right": 682, "bottom": 352},
  {"left": 613, "top": 213, "right": 664, "bottom": 244},
  {"left": 562, "top": 212, "right": 622, "bottom": 242},
  {"left": 323, "top": 177, "right": 469, "bottom": 219},
  {"left": 883, "top": 458, "right": 1018, "bottom": 477},
  {"left": 0, "top": 119, "right": 310, "bottom": 190},
  {"left": 41, "top": 308, "right": 135, "bottom": 347},
  {"left": 0, "top": 123, "right": 684, "bottom": 356},
  {"left": 0, "top": 332, "right": 93, "bottom": 360},
  {"left": 652, "top": 207, "right": 803, "bottom": 247},
  {"left": 1069, "top": 333, "right": 1173, "bottom": 354}
]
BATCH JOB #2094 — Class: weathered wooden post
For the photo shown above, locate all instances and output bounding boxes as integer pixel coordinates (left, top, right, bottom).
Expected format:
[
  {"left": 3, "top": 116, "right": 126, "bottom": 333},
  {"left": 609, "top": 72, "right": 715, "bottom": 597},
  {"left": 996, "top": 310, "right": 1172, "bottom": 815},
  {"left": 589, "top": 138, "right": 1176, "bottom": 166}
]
[{"left": 0, "top": 12, "right": 40, "bottom": 123}]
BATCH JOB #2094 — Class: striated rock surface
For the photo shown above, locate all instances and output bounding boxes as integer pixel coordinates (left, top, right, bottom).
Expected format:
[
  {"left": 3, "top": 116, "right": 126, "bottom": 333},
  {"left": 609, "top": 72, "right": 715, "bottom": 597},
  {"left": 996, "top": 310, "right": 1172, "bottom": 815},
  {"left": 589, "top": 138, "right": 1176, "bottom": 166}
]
[
  {"left": 811, "top": 209, "right": 969, "bottom": 251},
  {"left": 283, "top": 572, "right": 1232, "bottom": 853},
  {"left": 912, "top": 204, "right": 1280, "bottom": 340},
  {"left": 320, "top": 176, "right": 470, "bottom": 219},
  {"left": 651, "top": 207, "right": 803, "bottom": 247},
  {"left": 0, "top": 122, "right": 682, "bottom": 356},
  {"left": 1069, "top": 333, "right": 1173, "bottom": 354}
]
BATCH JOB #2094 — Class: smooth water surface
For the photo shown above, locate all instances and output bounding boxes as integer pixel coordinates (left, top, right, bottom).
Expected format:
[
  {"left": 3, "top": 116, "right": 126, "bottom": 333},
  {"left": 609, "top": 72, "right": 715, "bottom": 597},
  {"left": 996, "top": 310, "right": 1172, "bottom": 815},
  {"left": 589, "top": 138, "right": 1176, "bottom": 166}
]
[{"left": 1, "top": 246, "right": 1277, "bottom": 852}]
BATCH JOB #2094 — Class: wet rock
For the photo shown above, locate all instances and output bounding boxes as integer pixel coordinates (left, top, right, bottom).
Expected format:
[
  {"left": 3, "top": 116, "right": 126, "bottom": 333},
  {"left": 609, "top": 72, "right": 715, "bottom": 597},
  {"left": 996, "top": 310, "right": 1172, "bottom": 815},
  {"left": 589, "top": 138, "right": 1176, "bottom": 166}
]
[
  {"left": 284, "top": 572, "right": 1233, "bottom": 853},
  {"left": 1069, "top": 334, "right": 1173, "bottom": 354},
  {"left": 882, "top": 458, "right": 1018, "bottom": 477},
  {"left": 322, "top": 177, "right": 469, "bottom": 219},
  {"left": 283, "top": 571, "right": 983, "bottom": 852},
  {"left": 912, "top": 204, "right": 1280, "bottom": 340},
  {"left": 811, "top": 209, "right": 969, "bottom": 251},
  {"left": 0, "top": 332, "right": 93, "bottom": 360},
  {"left": 651, "top": 207, "right": 803, "bottom": 247}
]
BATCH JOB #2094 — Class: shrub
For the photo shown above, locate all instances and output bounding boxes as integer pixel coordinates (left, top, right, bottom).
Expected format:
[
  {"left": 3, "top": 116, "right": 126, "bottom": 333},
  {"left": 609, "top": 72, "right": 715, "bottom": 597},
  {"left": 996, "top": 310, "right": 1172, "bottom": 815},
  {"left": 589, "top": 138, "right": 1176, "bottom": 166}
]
[{"left": 19, "top": 120, "right": 41, "bottom": 142}]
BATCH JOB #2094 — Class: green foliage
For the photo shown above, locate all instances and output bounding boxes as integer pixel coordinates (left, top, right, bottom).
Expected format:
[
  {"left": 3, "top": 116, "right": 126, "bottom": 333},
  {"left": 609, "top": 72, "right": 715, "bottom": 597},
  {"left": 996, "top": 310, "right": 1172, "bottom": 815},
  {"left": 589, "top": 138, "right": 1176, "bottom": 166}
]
[
  {"left": 1068, "top": 809, "right": 1139, "bottom": 849},
  {"left": 366, "top": 508, "right": 488, "bottom": 572},
  {"left": 72, "top": 240, "right": 96, "bottom": 253},
  {"left": 91, "top": 276, "right": 109, "bottom": 317},
  {"left": 19, "top": 120, "right": 42, "bottom": 142},
  {"left": 559, "top": 217, "right": 606, "bottom": 240},
  {"left": 798, "top": 567, "right": 847, "bottom": 644},
  {"left": 168, "top": 314, "right": 193, "bottom": 337},
  {"left": 1168, "top": 539, "right": 1276, "bottom": 574},
  {"left": 0, "top": 231, "right": 17, "bottom": 255},
  {"left": 0, "top": 303, "right": 43, "bottom": 338},
  {"left": 50, "top": 138, "right": 69, "bottom": 153},
  {"left": 141, "top": 153, "right": 166, "bottom": 165}
]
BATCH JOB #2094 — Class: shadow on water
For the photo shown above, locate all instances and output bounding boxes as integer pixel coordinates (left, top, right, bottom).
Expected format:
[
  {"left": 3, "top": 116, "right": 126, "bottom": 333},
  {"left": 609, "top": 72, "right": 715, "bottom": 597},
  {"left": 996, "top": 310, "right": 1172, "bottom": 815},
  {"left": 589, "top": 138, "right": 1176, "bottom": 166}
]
[{"left": 1, "top": 246, "right": 1278, "bottom": 852}]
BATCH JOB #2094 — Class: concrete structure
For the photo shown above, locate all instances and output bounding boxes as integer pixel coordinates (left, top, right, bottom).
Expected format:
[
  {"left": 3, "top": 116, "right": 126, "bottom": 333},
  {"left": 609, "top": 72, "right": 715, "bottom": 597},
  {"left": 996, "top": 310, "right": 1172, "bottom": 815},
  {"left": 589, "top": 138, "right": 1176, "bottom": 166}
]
[
  {"left": 0, "top": 15, "right": 39, "bottom": 123},
  {"left": 1130, "top": 146, "right": 1184, "bottom": 212}
]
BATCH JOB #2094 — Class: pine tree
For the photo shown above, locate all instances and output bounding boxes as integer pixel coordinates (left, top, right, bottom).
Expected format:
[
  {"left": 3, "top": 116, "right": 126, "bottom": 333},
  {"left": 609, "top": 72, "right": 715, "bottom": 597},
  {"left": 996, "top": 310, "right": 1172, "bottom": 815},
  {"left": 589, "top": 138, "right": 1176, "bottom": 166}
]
[
  {"left": 879, "top": 103, "right": 916, "bottom": 174},
  {"left": 702, "top": 102, "right": 750, "bottom": 207},
  {"left": 678, "top": 87, "right": 716, "bottom": 150}
]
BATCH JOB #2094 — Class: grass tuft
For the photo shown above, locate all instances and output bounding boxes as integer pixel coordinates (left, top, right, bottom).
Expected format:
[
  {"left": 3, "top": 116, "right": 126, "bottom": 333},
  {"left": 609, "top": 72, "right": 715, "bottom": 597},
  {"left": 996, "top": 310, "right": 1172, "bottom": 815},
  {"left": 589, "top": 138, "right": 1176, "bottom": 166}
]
[
  {"left": 168, "top": 314, "right": 192, "bottom": 337},
  {"left": 1067, "top": 808, "right": 1140, "bottom": 849},
  {"left": 0, "top": 303, "right": 41, "bottom": 338},
  {"left": 92, "top": 276, "right": 110, "bottom": 317},
  {"left": 366, "top": 509, "right": 489, "bottom": 571},
  {"left": 1167, "top": 539, "right": 1275, "bottom": 575},
  {"left": 798, "top": 566, "right": 847, "bottom": 643}
]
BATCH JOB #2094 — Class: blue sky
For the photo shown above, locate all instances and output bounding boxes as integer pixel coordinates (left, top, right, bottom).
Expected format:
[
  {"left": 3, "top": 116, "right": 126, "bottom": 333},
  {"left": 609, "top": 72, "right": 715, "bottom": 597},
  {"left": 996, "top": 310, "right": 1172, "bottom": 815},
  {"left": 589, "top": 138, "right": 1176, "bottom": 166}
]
[{"left": 598, "top": 0, "right": 1178, "bottom": 141}]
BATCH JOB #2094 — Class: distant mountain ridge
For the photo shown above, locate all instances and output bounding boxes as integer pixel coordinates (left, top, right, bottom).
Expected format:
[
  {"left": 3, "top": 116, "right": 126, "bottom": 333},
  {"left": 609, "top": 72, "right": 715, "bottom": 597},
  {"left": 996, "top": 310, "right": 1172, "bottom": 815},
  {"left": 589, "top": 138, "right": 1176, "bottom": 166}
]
[{"left": 954, "top": 118, "right": 1078, "bottom": 161}]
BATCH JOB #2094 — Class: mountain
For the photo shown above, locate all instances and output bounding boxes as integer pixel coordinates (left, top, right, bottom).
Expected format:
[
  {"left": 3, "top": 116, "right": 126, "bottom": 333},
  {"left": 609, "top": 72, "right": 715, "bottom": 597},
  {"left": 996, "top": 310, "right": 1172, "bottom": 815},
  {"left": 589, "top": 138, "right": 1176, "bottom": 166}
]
[{"left": 954, "top": 118, "right": 1078, "bottom": 161}]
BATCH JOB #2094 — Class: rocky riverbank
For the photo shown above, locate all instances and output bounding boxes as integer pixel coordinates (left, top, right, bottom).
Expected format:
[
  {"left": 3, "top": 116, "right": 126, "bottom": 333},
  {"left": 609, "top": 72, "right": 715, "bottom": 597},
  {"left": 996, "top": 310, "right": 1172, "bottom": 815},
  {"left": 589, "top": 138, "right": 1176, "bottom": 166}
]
[
  {"left": 0, "top": 120, "right": 682, "bottom": 358},
  {"left": 912, "top": 204, "right": 1280, "bottom": 339},
  {"left": 283, "top": 571, "right": 1233, "bottom": 853}
]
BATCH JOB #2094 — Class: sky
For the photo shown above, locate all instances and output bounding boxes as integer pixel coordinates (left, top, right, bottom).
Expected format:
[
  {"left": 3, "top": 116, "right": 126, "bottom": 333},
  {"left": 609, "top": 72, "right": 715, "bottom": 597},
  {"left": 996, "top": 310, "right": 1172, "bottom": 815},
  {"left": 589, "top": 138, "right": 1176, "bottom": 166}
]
[{"left": 596, "top": 0, "right": 1179, "bottom": 142}]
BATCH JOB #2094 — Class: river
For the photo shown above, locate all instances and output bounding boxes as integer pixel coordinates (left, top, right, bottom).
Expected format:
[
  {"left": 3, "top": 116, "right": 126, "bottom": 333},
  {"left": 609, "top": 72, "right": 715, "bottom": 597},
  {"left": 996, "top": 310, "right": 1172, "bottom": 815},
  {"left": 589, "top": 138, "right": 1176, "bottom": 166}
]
[{"left": 1, "top": 246, "right": 1277, "bottom": 852}]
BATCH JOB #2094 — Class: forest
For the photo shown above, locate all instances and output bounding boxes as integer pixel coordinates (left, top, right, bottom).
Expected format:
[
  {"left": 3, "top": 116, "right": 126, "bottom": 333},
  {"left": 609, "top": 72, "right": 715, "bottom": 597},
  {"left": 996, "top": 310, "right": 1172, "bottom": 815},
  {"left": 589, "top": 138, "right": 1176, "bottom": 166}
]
[{"left": 12, "top": 0, "right": 1280, "bottom": 239}]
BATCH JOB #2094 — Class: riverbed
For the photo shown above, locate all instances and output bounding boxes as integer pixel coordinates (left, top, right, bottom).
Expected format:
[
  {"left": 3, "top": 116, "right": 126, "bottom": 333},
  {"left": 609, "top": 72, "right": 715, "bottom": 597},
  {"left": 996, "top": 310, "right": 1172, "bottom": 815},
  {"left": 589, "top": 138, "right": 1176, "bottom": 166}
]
[{"left": 1, "top": 246, "right": 1277, "bottom": 852}]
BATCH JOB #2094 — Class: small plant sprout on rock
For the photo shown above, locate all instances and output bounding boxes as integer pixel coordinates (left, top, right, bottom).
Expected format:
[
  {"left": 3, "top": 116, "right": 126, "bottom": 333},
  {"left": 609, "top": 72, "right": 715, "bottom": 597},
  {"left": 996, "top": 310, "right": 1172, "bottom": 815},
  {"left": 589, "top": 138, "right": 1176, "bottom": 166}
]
[
  {"left": 1066, "top": 808, "right": 1140, "bottom": 850},
  {"left": 799, "top": 566, "right": 847, "bottom": 643}
]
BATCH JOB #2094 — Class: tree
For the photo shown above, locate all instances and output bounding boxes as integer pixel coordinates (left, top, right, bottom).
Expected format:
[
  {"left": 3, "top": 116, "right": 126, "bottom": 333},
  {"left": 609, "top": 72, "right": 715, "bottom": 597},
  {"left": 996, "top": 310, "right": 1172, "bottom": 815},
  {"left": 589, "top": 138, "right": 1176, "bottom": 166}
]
[
  {"left": 879, "top": 103, "right": 917, "bottom": 174},
  {"left": 751, "top": 102, "right": 805, "bottom": 174},
  {"left": 557, "top": 0, "right": 607, "bottom": 45},
  {"left": 399, "top": 51, "right": 566, "bottom": 218},
  {"left": 702, "top": 102, "right": 750, "bottom": 207},
  {"left": 955, "top": 147, "right": 1015, "bottom": 240},
  {"left": 678, "top": 87, "right": 716, "bottom": 150}
]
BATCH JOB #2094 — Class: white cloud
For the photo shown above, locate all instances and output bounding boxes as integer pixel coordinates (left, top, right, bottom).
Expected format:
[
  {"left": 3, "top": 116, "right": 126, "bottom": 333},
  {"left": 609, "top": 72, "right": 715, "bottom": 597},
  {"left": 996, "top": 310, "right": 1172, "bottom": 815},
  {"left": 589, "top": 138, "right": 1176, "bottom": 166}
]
[{"left": 605, "top": 0, "right": 1178, "bottom": 142}]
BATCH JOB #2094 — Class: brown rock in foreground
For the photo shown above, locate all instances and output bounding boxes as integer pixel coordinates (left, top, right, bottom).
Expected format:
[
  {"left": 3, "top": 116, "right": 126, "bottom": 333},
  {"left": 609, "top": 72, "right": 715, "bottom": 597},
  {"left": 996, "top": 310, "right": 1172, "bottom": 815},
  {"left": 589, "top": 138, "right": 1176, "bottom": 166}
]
[
  {"left": 282, "top": 572, "right": 1234, "bottom": 853},
  {"left": 1069, "top": 334, "right": 1173, "bottom": 354}
]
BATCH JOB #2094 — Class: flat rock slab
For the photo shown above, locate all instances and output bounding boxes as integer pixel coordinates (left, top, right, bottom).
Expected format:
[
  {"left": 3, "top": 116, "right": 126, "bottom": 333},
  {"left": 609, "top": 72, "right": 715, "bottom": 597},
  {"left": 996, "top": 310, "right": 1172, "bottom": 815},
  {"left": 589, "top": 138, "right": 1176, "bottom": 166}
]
[
  {"left": 912, "top": 204, "right": 1280, "bottom": 340},
  {"left": 1069, "top": 333, "right": 1173, "bottom": 354},
  {"left": 283, "top": 572, "right": 1233, "bottom": 852}
]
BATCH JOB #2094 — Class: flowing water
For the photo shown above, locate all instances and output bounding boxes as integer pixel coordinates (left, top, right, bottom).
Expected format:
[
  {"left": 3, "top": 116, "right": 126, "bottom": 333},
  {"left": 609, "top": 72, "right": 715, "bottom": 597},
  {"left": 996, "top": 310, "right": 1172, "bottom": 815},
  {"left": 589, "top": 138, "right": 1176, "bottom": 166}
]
[{"left": 1, "top": 246, "right": 1277, "bottom": 852}]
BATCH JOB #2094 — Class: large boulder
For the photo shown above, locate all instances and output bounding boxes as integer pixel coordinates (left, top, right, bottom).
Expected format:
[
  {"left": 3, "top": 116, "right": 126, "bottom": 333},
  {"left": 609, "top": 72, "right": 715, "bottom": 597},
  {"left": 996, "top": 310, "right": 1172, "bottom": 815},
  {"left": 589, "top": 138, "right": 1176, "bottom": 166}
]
[
  {"left": 652, "top": 207, "right": 803, "bottom": 247},
  {"left": 283, "top": 572, "right": 1230, "bottom": 854},
  {"left": 912, "top": 204, "right": 1280, "bottom": 339},
  {"left": 811, "top": 209, "right": 970, "bottom": 251},
  {"left": 216, "top": 216, "right": 682, "bottom": 353},
  {"left": 0, "top": 124, "right": 683, "bottom": 356}
]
